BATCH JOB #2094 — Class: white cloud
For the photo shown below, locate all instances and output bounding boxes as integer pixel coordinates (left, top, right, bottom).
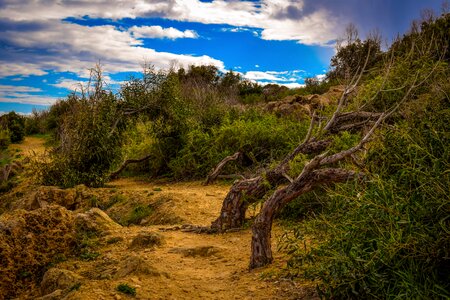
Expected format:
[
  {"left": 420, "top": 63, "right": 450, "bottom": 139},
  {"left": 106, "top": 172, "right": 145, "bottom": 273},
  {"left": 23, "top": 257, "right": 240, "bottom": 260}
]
[
  {"left": 244, "top": 70, "right": 304, "bottom": 82},
  {"left": 0, "top": 0, "right": 341, "bottom": 45},
  {"left": 245, "top": 71, "right": 282, "bottom": 81},
  {"left": 0, "top": 20, "right": 224, "bottom": 77},
  {"left": 316, "top": 74, "right": 326, "bottom": 81},
  {"left": 243, "top": 69, "right": 311, "bottom": 89},
  {"left": 0, "top": 85, "right": 42, "bottom": 93},
  {"left": 130, "top": 25, "right": 198, "bottom": 39},
  {"left": 0, "top": 85, "right": 57, "bottom": 105},
  {"left": 0, "top": 62, "right": 48, "bottom": 77},
  {"left": 280, "top": 82, "right": 306, "bottom": 88}
]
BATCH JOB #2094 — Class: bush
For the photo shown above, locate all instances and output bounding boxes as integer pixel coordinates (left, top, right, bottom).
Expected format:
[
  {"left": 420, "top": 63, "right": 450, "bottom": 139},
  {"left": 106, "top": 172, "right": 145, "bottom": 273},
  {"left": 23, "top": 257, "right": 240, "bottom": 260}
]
[
  {"left": 36, "top": 90, "right": 123, "bottom": 188},
  {"left": 169, "top": 111, "right": 309, "bottom": 179},
  {"left": 0, "top": 129, "right": 10, "bottom": 150},
  {"left": 0, "top": 112, "right": 25, "bottom": 143},
  {"left": 117, "top": 283, "right": 136, "bottom": 296},
  {"left": 281, "top": 91, "right": 450, "bottom": 298}
]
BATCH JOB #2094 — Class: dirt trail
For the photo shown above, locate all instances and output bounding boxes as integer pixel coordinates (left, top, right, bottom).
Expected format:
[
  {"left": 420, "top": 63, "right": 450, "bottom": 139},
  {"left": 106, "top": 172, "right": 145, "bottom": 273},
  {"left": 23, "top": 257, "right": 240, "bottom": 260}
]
[
  {"left": 9, "top": 137, "right": 311, "bottom": 299},
  {"left": 10, "top": 136, "right": 47, "bottom": 156},
  {"left": 55, "top": 179, "right": 301, "bottom": 300}
]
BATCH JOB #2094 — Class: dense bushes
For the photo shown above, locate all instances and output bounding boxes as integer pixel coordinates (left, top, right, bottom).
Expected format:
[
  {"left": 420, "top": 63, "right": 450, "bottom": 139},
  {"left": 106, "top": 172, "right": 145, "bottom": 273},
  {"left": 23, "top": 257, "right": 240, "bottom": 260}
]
[
  {"left": 36, "top": 88, "right": 123, "bottom": 187},
  {"left": 281, "top": 93, "right": 449, "bottom": 298},
  {"left": 0, "top": 112, "right": 25, "bottom": 143},
  {"left": 169, "top": 111, "right": 308, "bottom": 179},
  {"left": 279, "top": 12, "right": 450, "bottom": 298}
]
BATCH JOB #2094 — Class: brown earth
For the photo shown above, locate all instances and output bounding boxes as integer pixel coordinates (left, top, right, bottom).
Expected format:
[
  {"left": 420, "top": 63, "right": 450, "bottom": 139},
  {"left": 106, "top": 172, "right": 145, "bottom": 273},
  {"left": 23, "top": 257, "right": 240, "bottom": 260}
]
[{"left": 1, "top": 137, "right": 318, "bottom": 300}]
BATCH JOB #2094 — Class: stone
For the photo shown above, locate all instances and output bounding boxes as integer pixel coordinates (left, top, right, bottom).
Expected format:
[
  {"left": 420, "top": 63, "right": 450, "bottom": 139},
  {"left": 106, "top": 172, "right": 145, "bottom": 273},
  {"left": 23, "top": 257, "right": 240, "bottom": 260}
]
[
  {"left": 75, "top": 208, "right": 121, "bottom": 234},
  {"left": 129, "top": 232, "right": 164, "bottom": 250},
  {"left": 40, "top": 268, "right": 82, "bottom": 296}
]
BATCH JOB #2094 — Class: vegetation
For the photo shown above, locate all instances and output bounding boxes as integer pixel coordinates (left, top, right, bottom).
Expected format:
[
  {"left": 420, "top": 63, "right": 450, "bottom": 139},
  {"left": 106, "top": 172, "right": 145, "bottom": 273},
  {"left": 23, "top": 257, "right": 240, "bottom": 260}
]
[
  {"left": 3, "top": 8, "right": 447, "bottom": 300},
  {"left": 117, "top": 283, "right": 136, "bottom": 296}
]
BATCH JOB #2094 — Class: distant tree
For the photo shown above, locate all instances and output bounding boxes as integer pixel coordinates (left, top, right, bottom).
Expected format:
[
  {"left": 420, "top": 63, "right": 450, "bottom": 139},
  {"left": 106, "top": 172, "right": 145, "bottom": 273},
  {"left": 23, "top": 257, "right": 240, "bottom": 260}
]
[
  {"left": 328, "top": 24, "right": 382, "bottom": 80},
  {"left": 0, "top": 111, "right": 25, "bottom": 143}
]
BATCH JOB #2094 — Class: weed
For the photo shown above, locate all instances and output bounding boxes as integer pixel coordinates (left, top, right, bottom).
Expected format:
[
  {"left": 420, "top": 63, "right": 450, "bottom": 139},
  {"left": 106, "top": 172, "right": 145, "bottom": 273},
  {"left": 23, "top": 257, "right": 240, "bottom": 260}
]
[{"left": 117, "top": 283, "right": 136, "bottom": 296}]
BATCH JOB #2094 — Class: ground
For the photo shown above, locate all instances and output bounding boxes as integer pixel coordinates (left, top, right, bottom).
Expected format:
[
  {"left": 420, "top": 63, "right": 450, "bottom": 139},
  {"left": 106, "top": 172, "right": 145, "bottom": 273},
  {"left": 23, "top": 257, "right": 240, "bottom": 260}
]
[{"left": 4, "top": 137, "right": 317, "bottom": 300}]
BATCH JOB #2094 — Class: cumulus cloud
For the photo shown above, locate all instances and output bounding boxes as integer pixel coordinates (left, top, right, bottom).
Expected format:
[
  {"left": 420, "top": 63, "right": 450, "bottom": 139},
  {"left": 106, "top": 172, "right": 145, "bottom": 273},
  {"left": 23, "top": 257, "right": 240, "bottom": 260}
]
[
  {"left": 0, "top": 0, "right": 341, "bottom": 45},
  {"left": 0, "top": 85, "right": 58, "bottom": 105},
  {"left": 0, "top": 19, "right": 224, "bottom": 77},
  {"left": 130, "top": 25, "right": 198, "bottom": 39},
  {"left": 243, "top": 69, "right": 307, "bottom": 88}
]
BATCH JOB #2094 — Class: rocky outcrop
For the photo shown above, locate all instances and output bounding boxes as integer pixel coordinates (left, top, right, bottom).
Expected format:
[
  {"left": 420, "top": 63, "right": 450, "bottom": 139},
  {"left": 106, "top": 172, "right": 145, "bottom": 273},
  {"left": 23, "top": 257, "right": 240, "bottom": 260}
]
[
  {"left": 129, "top": 232, "right": 164, "bottom": 250},
  {"left": 75, "top": 207, "right": 122, "bottom": 234},
  {"left": 264, "top": 86, "right": 345, "bottom": 118},
  {"left": 40, "top": 268, "right": 82, "bottom": 296},
  {"left": 0, "top": 205, "right": 75, "bottom": 299}
]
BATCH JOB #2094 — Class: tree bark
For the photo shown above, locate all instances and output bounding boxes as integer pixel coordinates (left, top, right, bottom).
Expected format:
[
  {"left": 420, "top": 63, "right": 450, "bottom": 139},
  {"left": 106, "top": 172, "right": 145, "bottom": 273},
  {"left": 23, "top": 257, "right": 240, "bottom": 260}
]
[
  {"left": 204, "top": 152, "right": 241, "bottom": 185},
  {"left": 250, "top": 168, "right": 362, "bottom": 269},
  {"left": 210, "top": 139, "right": 331, "bottom": 231},
  {"left": 109, "top": 154, "right": 152, "bottom": 179}
]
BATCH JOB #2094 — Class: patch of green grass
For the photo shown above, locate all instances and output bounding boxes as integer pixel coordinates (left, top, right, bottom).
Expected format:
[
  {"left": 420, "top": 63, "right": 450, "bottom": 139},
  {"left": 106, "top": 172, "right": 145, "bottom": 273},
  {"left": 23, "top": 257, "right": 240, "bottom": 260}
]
[
  {"left": 121, "top": 205, "right": 153, "bottom": 226},
  {"left": 152, "top": 187, "right": 162, "bottom": 192},
  {"left": 101, "top": 194, "right": 127, "bottom": 210},
  {"left": 117, "top": 283, "right": 136, "bottom": 296}
]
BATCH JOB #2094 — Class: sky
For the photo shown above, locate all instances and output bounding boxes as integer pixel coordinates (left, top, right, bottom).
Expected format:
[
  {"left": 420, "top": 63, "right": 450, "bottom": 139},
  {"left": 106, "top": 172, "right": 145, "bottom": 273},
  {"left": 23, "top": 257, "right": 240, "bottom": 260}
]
[{"left": 0, "top": 0, "right": 446, "bottom": 114}]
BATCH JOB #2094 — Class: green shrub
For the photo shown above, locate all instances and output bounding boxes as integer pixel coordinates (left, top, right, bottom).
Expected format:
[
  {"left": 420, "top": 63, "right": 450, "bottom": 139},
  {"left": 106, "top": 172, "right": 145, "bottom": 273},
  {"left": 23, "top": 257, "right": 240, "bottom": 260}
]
[
  {"left": 117, "top": 283, "right": 136, "bottom": 296},
  {"left": 121, "top": 205, "right": 153, "bottom": 226},
  {"left": 281, "top": 93, "right": 450, "bottom": 298},
  {"left": 169, "top": 111, "right": 308, "bottom": 179},
  {"left": 35, "top": 91, "right": 123, "bottom": 187},
  {"left": 0, "top": 112, "right": 25, "bottom": 143},
  {"left": 0, "top": 129, "right": 10, "bottom": 150}
]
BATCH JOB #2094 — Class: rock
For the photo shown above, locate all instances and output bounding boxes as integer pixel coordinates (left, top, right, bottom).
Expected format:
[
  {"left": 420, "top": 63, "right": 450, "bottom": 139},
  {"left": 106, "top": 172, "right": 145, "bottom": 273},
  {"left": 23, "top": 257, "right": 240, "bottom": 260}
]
[
  {"left": 40, "top": 268, "right": 82, "bottom": 296},
  {"left": 115, "top": 255, "right": 163, "bottom": 278},
  {"left": 0, "top": 205, "right": 75, "bottom": 299},
  {"left": 34, "top": 186, "right": 79, "bottom": 210},
  {"left": 75, "top": 208, "right": 121, "bottom": 234},
  {"left": 129, "top": 232, "right": 164, "bottom": 250},
  {"left": 168, "top": 246, "right": 221, "bottom": 258}
]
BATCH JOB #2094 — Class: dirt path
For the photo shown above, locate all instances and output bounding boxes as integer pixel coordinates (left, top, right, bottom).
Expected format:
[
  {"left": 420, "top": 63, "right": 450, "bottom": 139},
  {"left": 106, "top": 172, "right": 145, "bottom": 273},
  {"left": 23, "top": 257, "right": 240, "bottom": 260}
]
[
  {"left": 10, "top": 136, "right": 47, "bottom": 156},
  {"left": 8, "top": 137, "right": 311, "bottom": 299},
  {"left": 49, "top": 180, "right": 304, "bottom": 300}
]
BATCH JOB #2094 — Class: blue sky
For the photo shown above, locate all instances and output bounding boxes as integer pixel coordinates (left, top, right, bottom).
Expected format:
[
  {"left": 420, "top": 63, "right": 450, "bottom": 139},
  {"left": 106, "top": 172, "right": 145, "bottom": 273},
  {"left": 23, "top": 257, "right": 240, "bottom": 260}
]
[{"left": 0, "top": 0, "right": 446, "bottom": 114}]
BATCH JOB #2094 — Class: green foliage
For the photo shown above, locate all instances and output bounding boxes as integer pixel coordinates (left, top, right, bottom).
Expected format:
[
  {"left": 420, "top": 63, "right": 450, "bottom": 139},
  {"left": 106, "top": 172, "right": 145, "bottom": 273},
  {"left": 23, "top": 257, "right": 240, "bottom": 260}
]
[
  {"left": 169, "top": 111, "right": 308, "bottom": 179},
  {"left": 120, "top": 205, "right": 153, "bottom": 226},
  {"left": 117, "top": 283, "right": 136, "bottom": 296},
  {"left": 0, "top": 112, "right": 25, "bottom": 143},
  {"left": 35, "top": 89, "right": 123, "bottom": 187},
  {"left": 281, "top": 88, "right": 450, "bottom": 298},
  {"left": 24, "top": 109, "right": 49, "bottom": 135},
  {"left": 0, "top": 129, "right": 11, "bottom": 150}
]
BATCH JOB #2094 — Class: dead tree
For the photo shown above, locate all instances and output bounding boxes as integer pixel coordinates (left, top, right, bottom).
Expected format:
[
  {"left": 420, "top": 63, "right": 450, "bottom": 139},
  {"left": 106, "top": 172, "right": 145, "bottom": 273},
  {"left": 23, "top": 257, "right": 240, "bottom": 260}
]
[
  {"left": 210, "top": 49, "right": 374, "bottom": 232},
  {"left": 109, "top": 154, "right": 152, "bottom": 179},
  {"left": 204, "top": 152, "right": 242, "bottom": 185},
  {"left": 247, "top": 51, "right": 443, "bottom": 268}
]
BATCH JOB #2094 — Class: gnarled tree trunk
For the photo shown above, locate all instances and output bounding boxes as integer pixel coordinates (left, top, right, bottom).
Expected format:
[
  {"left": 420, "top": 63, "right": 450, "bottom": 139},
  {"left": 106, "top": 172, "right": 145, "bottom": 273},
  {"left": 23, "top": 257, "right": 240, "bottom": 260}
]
[
  {"left": 210, "top": 139, "right": 331, "bottom": 231},
  {"left": 250, "top": 168, "right": 362, "bottom": 268}
]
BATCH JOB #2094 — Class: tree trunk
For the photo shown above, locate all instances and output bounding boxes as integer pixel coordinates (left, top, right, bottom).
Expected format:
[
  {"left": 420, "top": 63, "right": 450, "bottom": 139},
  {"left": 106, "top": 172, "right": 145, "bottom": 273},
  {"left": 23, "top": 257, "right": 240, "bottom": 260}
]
[
  {"left": 210, "top": 139, "right": 331, "bottom": 231},
  {"left": 204, "top": 152, "right": 241, "bottom": 185},
  {"left": 109, "top": 154, "right": 152, "bottom": 179},
  {"left": 250, "top": 168, "right": 362, "bottom": 269}
]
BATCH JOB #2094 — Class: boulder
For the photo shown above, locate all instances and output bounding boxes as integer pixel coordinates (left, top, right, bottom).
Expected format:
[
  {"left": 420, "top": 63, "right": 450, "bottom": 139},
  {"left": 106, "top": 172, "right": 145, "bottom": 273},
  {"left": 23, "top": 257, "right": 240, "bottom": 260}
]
[
  {"left": 129, "top": 232, "right": 164, "bottom": 250},
  {"left": 40, "top": 268, "right": 82, "bottom": 296},
  {"left": 75, "top": 208, "right": 121, "bottom": 234}
]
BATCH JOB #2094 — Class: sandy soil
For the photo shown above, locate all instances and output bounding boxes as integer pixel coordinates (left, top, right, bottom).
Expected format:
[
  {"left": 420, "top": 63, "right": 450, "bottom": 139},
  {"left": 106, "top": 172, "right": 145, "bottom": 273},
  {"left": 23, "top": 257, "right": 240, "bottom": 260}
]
[{"left": 10, "top": 137, "right": 315, "bottom": 300}]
